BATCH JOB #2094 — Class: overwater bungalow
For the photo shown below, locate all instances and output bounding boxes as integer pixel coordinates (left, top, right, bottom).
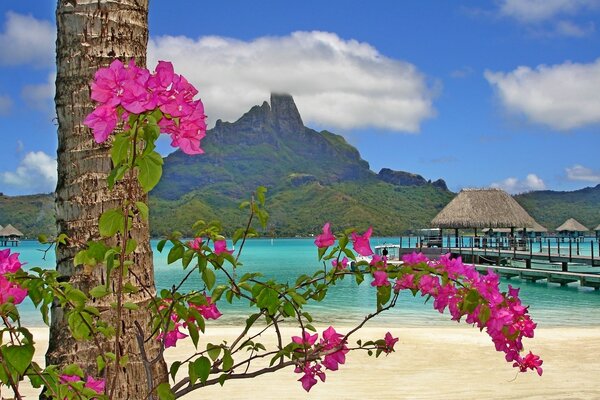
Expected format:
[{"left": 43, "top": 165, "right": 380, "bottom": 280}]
[
  {"left": 555, "top": 218, "right": 588, "bottom": 238},
  {"left": 483, "top": 221, "right": 548, "bottom": 239},
  {"left": 431, "top": 188, "right": 536, "bottom": 249},
  {"left": 0, "top": 224, "right": 24, "bottom": 246},
  {"left": 595, "top": 224, "right": 600, "bottom": 239}
]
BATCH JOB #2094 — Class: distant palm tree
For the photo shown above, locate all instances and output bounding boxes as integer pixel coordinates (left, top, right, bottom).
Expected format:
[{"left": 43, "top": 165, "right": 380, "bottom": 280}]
[{"left": 50, "top": 1, "right": 167, "bottom": 398}]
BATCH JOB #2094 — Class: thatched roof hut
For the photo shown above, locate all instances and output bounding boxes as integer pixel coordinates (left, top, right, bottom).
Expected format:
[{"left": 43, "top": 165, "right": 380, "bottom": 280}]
[
  {"left": 555, "top": 218, "right": 588, "bottom": 233},
  {"left": 594, "top": 224, "right": 600, "bottom": 232},
  {"left": 431, "top": 188, "right": 536, "bottom": 229},
  {"left": 0, "top": 224, "right": 24, "bottom": 237}
]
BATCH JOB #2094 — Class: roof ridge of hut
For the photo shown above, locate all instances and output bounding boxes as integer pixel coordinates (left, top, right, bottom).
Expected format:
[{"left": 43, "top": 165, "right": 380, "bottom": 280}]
[
  {"left": 555, "top": 218, "right": 588, "bottom": 232},
  {"left": 0, "top": 224, "right": 24, "bottom": 237},
  {"left": 431, "top": 188, "right": 536, "bottom": 229}
]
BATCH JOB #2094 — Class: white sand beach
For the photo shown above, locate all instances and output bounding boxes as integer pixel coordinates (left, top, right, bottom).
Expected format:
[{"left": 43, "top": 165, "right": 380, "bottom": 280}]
[{"left": 16, "top": 325, "right": 600, "bottom": 399}]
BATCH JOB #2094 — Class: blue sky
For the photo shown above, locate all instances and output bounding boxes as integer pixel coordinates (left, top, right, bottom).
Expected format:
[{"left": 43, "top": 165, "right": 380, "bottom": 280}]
[{"left": 1, "top": 1, "right": 600, "bottom": 196}]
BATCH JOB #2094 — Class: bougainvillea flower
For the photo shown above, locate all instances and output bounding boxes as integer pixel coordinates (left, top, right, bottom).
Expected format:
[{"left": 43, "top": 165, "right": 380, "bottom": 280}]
[
  {"left": 331, "top": 257, "right": 348, "bottom": 270},
  {"left": 296, "top": 362, "right": 326, "bottom": 392},
  {"left": 393, "top": 273, "right": 415, "bottom": 292},
  {"left": 314, "top": 222, "right": 335, "bottom": 248},
  {"left": 401, "top": 251, "right": 428, "bottom": 265},
  {"left": 351, "top": 227, "right": 373, "bottom": 256},
  {"left": 370, "top": 270, "right": 390, "bottom": 287},
  {"left": 382, "top": 332, "right": 399, "bottom": 353},
  {"left": 59, "top": 374, "right": 81, "bottom": 384},
  {"left": 213, "top": 240, "right": 233, "bottom": 255},
  {"left": 292, "top": 331, "right": 318, "bottom": 347},
  {"left": 85, "top": 376, "right": 106, "bottom": 394},
  {"left": 514, "top": 351, "right": 543, "bottom": 375},
  {"left": 320, "top": 326, "right": 348, "bottom": 371},
  {"left": 190, "top": 295, "right": 222, "bottom": 320},
  {"left": 188, "top": 237, "right": 203, "bottom": 251},
  {"left": 0, "top": 276, "right": 28, "bottom": 305},
  {"left": 0, "top": 249, "right": 22, "bottom": 273},
  {"left": 83, "top": 104, "right": 118, "bottom": 143},
  {"left": 157, "top": 322, "right": 188, "bottom": 348}
]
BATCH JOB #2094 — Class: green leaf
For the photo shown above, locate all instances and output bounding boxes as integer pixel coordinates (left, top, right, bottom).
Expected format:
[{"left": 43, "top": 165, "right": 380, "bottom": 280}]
[
  {"left": 136, "top": 151, "right": 163, "bottom": 193},
  {"left": 376, "top": 284, "right": 392, "bottom": 311},
  {"left": 256, "top": 186, "right": 267, "bottom": 206},
  {"left": 123, "top": 302, "right": 139, "bottom": 311},
  {"left": 4, "top": 344, "right": 34, "bottom": 378},
  {"left": 156, "top": 382, "right": 176, "bottom": 400},
  {"left": 99, "top": 209, "right": 124, "bottom": 238},
  {"left": 222, "top": 349, "right": 233, "bottom": 372},
  {"left": 67, "top": 311, "right": 93, "bottom": 340},
  {"left": 202, "top": 268, "right": 216, "bottom": 291},
  {"left": 169, "top": 361, "right": 181, "bottom": 381},
  {"left": 207, "top": 343, "right": 221, "bottom": 362},
  {"left": 188, "top": 321, "right": 199, "bottom": 349},
  {"left": 167, "top": 244, "right": 184, "bottom": 264},
  {"left": 89, "top": 285, "right": 109, "bottom": 299},
  {"left": 111, "top": 133, "right": 130, "bottom": 166},
  {"left": 107, "top": 164, "right": 128, "bottom": 189},
  {"left": 189, "top": 357, "right": 211, "bottom": 385},
  {"left": 135, "top": 201, "right": 149, "bottom": 222},
  {"left": 96, "top": 355, "right": 106, "bottom": 374},
  {"left": 125, "top": 238, "right": 138, "bottom": 255},
  {"left": 157, "top": 239, "right": 167, "bottom": 253}
]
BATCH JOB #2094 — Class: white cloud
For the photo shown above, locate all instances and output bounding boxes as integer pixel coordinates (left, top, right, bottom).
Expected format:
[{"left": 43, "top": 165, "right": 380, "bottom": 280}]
[
  {"left": 499, "top": 0, "right": 599, "bottom": 22},
  {"left": 565, "top": 165, "right": 600, "bottom": 183},
  {"left": 485, "top": 59, "right": 600, "bottom": 130},
  {"left": 22, "top": 72, "right": 55, "bottom": 111},
  {"left": 554, "top": 20, "right": 595, "bottom": 37},
  {"left": 491, "top": 174, "right": 546, "bottom": 194},
  {"left": 0, "top": 94, "right": 12, "bottom": 115},
  {"left": 148, "top": 31, "right": 436, "bottom": 132},
  {"left": 0, "top": 12, "right": 55, "bottom": 67},
  {"left": 0, "top": 151, "right": 57, "bottom": 194}
]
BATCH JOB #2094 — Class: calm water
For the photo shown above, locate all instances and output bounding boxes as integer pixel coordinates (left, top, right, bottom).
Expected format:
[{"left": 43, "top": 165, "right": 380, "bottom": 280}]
[{"left": 7, "top": 238, "right": 600, "bottom": 328}]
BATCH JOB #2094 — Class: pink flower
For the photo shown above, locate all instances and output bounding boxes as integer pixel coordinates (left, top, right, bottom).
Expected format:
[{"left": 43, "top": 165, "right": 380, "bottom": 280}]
[
  {"left": 351, "top": 227, "right": 374, "bottom": 256},
  {"left": 0, "top": 249, "right": 27, "bottom": 306},
  {"left": 188, "top": 237, "right": 203, "bottom": 250},
  {"left": 320, "top": 326, "right": 348, "bottom": 371},
  {"left": 514, "top": 351, "right": 543, "bottom": 376},
  {"left": 213, "top": 240, "right": 233, "bottom": 255},
  {"left": 370, "top": 270, "right": 390, "bottom": 287},
  {"left": 331, "top": 257, "right": 348, "bottom": 270},
  {"left": 0, "top": 276, "right": 28, "bottom": 305},
  {"left": 157, "top": 322, "right": 188, "bottom": 348},
  {"left": 83, "top": 104, "right": 118, "bottom": 143},
  {"left": 381, "top": 332, "right": 399, "bottom": 353},
  {"left": 417, "top": 274, "right": 439, "bottom": 296},
  {"left": 59, "top": 374, "right": 81, "bottom": 384},
  {"left": 314, "top": 222, "right": 335, "bottom": 248},
  {"left": 292, "top": 331, "right": 318, "bottom": 347},
  {"left": 295, "top": 362, "right": 326, "bottom": 392},
  {"left": 369, "top": 254, "right": 387, "bottom": 268},
  {"left": 0, "top": 249, "right": 23, "bottom": 273},
  {"left": 394, "top": 274, "right": 415, "bottom": 292},
  {"left": 190, "top": 295, "right": 222, "bottom": 320},
  {"left": 85, "top": 376, "right": 105, "bottom": 394},
  {"left": 401, "top": 252, "right": 428, "bottom": 265}
]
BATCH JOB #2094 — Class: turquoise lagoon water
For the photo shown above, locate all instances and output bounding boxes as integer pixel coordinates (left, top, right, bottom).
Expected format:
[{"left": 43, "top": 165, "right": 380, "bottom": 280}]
[{"left": 6, "top": 238, "right": 600, "bottom": 328}]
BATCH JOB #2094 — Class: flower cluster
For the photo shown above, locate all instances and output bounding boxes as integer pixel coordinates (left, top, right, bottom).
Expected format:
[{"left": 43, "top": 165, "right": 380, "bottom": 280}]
[
  {"left": 0, "top": 249, "right": 27, "bottom": 306},
  {"left": 157, "top": 295, "right": 222, "bottom": 348},
  {"left": 292, "top": 326, "right": 349, "bottom": 392},
  {"left": 391, "top": 252, "right": 543, "bottom": 375},
  {"left": 59, "top": 374, "right": 105, "bottom": 397},
  {"left": 84, "top": 59, "right": 206, "bottom": 155},
  {"left": 312, "top": 223, "right": 543, "bottom": 377}
]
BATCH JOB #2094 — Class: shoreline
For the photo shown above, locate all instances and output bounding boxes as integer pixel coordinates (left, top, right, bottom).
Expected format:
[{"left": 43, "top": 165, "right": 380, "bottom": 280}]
[{"left": 17, "top": 324, "right": 600, "bottom": 399}]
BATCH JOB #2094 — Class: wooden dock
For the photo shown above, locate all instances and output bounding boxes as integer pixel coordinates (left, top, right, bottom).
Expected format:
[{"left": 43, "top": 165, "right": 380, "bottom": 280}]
[
  {"left": 446, "top": 246, "right": 600, "bottom": 269},
  {"left": 472, "top": 264, "right": 600, "bottom": 290}
]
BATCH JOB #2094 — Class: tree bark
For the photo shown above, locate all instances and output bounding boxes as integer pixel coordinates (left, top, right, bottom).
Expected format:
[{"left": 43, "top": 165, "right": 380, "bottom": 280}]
[{"left": 50, "top": 1, "right": 167, "bottom": 398}]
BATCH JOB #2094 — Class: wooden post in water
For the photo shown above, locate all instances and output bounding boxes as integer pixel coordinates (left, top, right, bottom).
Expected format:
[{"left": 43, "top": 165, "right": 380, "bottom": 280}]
[
  {"left": 569, "top": 240, "right": 572, "bottom": 261},
  {"left": 562, "top": 261, "right": 568, "bottom": 272}
]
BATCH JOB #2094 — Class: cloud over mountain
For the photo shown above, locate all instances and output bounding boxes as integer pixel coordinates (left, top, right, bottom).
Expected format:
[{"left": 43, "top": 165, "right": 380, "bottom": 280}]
[{"left": 148, "top": 31, "right": 437, "bottom": 132}]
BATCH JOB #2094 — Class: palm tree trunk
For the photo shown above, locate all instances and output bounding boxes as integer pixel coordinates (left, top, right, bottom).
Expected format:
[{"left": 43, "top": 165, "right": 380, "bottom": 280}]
[{"left": 50, "top": 1, "right": 167, "bottom": 398}]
